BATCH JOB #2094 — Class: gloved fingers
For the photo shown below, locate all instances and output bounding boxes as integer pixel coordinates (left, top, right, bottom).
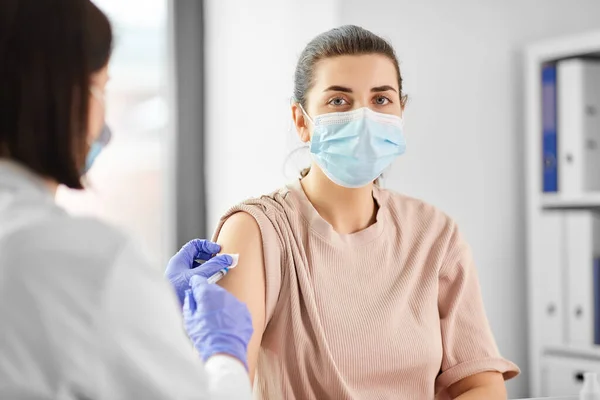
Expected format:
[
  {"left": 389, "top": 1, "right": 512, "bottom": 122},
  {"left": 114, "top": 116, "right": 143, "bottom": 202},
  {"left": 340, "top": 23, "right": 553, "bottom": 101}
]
[
  {"left": 173, "top": 239, "right": 221, "bottom": 267},
  {"left": 183, "top": 289, "right": 197, "bottom": 315},
  {"left": 189, "top": 274, "right": 206, "bottom": 288},
  {"left": 186, "top": 254, "right": 233, "bottom": 280},
  {"left": 166, "top": 242, "right": 197, "bottom": 273},
  {"left": 190, "top": 271, "right": 235, "bottom": 306},
  {"left": 191, "top": 239, "right": 221, "bottom": 261},
  {"left": 189, "top": 275, "right": 212, "bottom": 306}
]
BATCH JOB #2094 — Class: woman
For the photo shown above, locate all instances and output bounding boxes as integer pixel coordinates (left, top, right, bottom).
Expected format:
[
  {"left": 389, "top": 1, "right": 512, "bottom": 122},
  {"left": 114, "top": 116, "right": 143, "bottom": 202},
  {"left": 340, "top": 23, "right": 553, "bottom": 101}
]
[
  {"left": 0, "top": 1, "right": 252, "bottom": 399},
  {"left": 213, "top": 25, "right": 519, "bottom": 399}
]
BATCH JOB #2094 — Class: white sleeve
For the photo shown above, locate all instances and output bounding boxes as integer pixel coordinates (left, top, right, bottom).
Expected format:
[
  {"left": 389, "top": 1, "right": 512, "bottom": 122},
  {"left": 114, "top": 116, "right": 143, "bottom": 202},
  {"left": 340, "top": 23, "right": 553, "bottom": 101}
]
[{"left": 96, "top": 238, "right": 252, "bottom": 400}]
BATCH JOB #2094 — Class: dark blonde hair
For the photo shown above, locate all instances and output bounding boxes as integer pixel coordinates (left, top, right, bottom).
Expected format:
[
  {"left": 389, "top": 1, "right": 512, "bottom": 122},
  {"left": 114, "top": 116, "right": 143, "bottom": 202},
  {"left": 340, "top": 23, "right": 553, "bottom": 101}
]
[{"left": 294, "top": 25, "right": 406, "bottom": 181}]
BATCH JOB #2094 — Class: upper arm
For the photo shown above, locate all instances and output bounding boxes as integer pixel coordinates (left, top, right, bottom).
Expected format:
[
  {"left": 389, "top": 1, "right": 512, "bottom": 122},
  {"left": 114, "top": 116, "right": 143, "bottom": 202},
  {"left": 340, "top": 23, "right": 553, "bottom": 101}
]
[
  {"left": 447, "top": 372, "right": 506, "bottom": 399},
  {"left": 215, "top": 212, "right": 267, "bottom": 383}
]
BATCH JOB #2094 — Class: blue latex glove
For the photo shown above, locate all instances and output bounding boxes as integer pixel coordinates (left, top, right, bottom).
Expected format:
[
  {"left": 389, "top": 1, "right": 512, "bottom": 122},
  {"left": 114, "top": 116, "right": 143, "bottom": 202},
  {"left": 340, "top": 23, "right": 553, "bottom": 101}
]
[
  {"left": 165, "top": 239, "right": 232, "bottom": 305},
  {"left": 183, "top": 271, "right": 253, "bottom": 370}
]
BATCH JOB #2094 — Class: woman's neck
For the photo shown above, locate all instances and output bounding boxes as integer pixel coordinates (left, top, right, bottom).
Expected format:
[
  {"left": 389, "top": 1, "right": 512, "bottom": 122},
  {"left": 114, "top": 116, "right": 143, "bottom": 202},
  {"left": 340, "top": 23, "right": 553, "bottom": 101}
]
[
  {"left": 300, "top": 165, "right": 377, "bottom": 235},
  {"left": 44, "top": 179, "right": 59, "bottom": 197}
]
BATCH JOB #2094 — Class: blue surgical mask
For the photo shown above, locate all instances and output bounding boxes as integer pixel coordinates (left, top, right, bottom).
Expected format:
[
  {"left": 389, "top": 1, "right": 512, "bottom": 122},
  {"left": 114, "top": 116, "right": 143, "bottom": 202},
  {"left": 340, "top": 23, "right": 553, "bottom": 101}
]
[
  {"left": 301, "top": 106, "right": 406, "bottom": 188},
  {"left": 84, "top": 86, "right": 111, "bottom": 174},
  {"left": 84, "top": 124, "right": 112, "bottom": 173}
]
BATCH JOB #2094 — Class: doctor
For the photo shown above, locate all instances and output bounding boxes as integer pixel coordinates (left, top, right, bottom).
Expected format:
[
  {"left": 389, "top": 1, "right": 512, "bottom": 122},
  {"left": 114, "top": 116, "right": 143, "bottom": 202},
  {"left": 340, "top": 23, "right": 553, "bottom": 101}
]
[{"left": 0, "top": 1, "right": 253, "bottom": 399}]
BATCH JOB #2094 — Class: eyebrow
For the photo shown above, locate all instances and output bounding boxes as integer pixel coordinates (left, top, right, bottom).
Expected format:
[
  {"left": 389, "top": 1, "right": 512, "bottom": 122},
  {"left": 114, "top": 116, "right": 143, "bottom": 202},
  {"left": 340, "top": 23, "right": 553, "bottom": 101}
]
[
  {"left": 371, "top": 85, "right": 397, "bottom": 93},
  {"left": 323, "top": 85, "right": 398, "bottom": 93},
  {"left": 324, "top": 85, "right": 353, "bottom": 93}
]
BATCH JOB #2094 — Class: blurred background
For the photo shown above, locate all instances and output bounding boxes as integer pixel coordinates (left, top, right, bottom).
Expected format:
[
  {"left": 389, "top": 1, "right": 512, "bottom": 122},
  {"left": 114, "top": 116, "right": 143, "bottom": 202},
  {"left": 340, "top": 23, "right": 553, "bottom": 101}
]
[
  {"left": 56, "top": 0, "right": 170, "bottom": 262},
  {"left": 56, "top": 1, "right": 600, "bottom": 398}
]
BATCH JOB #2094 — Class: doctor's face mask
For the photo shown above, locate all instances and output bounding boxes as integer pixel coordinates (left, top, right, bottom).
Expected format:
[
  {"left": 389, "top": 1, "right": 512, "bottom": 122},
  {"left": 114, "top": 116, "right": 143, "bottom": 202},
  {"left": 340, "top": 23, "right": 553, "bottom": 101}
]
[{"left": 84, "top": 85, "right": 112, "bottom": 174}]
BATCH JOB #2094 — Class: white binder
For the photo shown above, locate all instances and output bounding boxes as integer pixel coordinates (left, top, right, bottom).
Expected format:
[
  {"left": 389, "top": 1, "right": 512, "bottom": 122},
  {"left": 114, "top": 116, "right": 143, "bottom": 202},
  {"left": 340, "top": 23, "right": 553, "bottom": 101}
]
[
  {"left": 565, "top": 211, "right": 600, "bottom": 346},
  {"left": 557, "top": 59, "right": 600, "bottom": 194},
  {"left": 536, "top": 213, "right": 565, "bottom": 346}
]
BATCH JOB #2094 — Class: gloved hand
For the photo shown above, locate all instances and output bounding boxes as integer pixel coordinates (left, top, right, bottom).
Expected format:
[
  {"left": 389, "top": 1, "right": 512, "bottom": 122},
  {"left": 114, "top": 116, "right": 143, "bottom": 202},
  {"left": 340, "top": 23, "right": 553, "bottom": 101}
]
[
  {"left": 184, "top": 273, "right": 254, "bottom": 370},
  {"left": 165, "top": 239, "right": 233, "bottom": 305}
]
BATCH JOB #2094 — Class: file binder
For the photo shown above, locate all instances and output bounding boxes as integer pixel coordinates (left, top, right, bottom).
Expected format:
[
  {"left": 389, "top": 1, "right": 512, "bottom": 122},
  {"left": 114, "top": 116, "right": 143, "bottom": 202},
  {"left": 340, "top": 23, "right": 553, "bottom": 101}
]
[
  {"left": 557, "top": 59, "right": 600, "bottom": 194},
  {"left": 542, "top": 64, "right": 558, "bottom": 192},
  {"left": 565, "top": 211, "right": 600, "bottom": 346},
  {"left": 594, "top": 258, "right": 600, "bottom": 345},
  {"left": 537, "top": 213, "right": 564, "bottom": 346}
]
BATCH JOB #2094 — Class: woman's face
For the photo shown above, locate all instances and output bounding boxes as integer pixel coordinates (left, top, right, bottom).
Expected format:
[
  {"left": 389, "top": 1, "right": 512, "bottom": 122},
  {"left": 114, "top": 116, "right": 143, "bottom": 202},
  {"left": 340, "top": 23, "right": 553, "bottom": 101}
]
[
  {"left": 87, "top": 65, "right": 109, "bottom": 143},
  {"left": 292, "top": 54, "right": 403, "bottom": 143}
]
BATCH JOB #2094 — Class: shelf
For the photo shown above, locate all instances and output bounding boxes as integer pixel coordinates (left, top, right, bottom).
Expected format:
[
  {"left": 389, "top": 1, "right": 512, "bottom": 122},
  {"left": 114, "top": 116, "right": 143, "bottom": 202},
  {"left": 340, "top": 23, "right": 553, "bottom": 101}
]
[
  {"left": 528, "top": 30, "right": 600, "bottom": 63},
  {"left": 526, "top": 30, "right": 600, "bottom": 397},
  {"left": 541, "top": 192, "right": 600, "bottom": 210},
  {"left": 544, "top": 344, "right": 600, "bottom": 361}
]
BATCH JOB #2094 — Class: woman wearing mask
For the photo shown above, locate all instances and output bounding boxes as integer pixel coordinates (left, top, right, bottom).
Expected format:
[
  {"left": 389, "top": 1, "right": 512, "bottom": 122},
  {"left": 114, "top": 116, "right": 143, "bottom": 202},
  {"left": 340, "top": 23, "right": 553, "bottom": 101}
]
[
  {"left": 0, "top": 1, "right": 252, "bottom": 399},
  {"left": 213, "top": 25, "right": 519, "bottom": 399}
]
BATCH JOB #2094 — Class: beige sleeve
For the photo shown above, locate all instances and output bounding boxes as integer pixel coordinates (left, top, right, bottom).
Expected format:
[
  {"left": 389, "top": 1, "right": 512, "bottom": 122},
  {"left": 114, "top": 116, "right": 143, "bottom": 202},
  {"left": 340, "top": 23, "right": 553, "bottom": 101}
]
[
  {"left": 212, "top": 202, "right": 283, "bottom": 326},
  {"left": 435, "top": 223, "right": 520, "bottom": 394}
]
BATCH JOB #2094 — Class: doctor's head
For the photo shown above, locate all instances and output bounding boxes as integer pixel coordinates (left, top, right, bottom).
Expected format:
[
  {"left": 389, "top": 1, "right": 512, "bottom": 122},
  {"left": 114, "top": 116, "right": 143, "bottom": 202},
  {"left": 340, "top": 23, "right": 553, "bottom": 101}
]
[
  {"left": 290, "top": 25, "right": 408, "bottom": 187},
  {"left": 0, "top": 0, "right": 113, "bottom": 189}
]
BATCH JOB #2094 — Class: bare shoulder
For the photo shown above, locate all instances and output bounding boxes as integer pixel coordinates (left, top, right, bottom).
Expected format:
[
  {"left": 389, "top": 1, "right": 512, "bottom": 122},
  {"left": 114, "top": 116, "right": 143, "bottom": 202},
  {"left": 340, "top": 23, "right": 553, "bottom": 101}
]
[
  {"left": 217, "top": 211, "right": 262, "bottom": 247},
  {"left": 215, "top": 211, "right": 265, "bottom": 287}
]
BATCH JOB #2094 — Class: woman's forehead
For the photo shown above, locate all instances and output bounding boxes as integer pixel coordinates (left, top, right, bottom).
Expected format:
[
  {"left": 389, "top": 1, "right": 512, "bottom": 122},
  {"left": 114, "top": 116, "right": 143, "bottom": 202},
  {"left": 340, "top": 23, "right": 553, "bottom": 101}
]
[{"left": 311, "top": 54, "right": 399, "bottom": 92}]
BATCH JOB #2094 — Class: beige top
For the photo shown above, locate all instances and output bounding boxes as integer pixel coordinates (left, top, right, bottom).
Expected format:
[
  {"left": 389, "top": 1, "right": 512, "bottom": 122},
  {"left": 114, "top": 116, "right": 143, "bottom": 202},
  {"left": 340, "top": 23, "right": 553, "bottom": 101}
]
[{"left": 213, "top": 180, "right": 519, "bottom": 399}]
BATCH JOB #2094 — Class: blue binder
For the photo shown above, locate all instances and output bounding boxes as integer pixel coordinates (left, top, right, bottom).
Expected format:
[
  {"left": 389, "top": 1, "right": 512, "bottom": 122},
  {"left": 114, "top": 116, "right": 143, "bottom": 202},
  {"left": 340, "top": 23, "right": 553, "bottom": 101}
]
[
  {"left": 594, "top": 258, "right": 600, "bottom": 345},
  {"left": 542, "top": 64, "right": 558, "bottom": 192}
]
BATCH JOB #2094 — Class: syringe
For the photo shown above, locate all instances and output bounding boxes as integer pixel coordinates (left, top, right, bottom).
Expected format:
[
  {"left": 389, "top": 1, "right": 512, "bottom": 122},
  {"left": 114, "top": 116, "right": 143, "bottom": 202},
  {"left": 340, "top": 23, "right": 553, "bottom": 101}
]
[
  {"left": 196, "top": 254, "right": 240, "bottom": 285},
  {"left": 207, "top": 268, "right": 229, "bottom": 284}
]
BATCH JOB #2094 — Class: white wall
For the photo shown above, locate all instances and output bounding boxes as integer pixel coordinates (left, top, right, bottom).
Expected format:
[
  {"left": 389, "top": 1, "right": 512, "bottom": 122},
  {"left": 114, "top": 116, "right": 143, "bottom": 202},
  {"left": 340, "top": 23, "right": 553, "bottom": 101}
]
[
  {"left": 340, "top": 0, "right": 600, "bottom": 397},
  {"left": 204, "top": 0, "right": 340, "bottom": 232}
]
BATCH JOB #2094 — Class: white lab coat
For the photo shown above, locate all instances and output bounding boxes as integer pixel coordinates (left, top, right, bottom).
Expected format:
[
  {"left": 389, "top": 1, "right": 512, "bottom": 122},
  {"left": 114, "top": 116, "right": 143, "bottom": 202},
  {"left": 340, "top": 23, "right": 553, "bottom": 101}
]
[{"left": 0, "top": 161, "right": 252, "bottom": 400}]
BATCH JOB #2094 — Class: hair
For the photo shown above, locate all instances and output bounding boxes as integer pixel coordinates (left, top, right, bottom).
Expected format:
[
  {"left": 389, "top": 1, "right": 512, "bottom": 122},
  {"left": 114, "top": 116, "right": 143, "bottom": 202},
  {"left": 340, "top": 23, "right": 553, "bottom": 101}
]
[
  {"left": 292, "top": 25, "right": 407, "bottom": 180},
  {"left": 0, "top": 0, "right": 113, "bottom": 189}
]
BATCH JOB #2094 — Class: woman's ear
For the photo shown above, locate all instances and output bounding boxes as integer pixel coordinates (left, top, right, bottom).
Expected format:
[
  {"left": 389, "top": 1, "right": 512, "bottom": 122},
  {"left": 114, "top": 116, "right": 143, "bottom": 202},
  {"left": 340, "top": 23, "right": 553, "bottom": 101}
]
[{"left": 291, "top": 103, "right": 311, "bottom": 143}]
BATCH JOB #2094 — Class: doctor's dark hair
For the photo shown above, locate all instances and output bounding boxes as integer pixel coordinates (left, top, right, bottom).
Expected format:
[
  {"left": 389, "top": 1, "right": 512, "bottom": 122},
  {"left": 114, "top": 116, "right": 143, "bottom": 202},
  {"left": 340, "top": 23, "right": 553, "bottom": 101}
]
[
  {"left": 0, "top": 0, "right": 113, "bottom": 189},
  {"left": 292, "top": 25, "right": 407, "bottom": 179}
]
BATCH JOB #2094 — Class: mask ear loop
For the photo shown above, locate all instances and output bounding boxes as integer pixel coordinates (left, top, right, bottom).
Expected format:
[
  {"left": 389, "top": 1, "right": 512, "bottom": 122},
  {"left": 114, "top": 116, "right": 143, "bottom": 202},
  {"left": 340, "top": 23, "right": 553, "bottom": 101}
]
[
  {"left": 284, "top": 98, "right": 313, "bottom": 180},
  {"left": 297, "top": 101, "right": 315, "bottom": 126}
]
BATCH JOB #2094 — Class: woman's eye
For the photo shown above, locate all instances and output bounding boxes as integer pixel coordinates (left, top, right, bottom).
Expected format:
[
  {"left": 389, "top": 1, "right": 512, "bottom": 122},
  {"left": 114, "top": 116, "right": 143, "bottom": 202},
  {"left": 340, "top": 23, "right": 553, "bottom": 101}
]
[
  {"left": 374, "top": 96, "right": 390, "bottom": 105},
  {"left": 329, "top": 97, "right": 348, "bottom": 106}
]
